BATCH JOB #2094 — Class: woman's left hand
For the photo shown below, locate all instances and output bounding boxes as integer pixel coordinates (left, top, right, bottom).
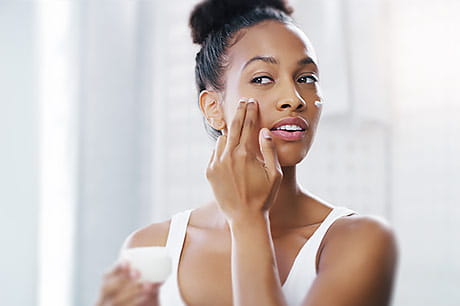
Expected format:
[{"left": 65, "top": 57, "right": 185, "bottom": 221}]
[{"left": 205, "top": 98, "right": 283, "bottom": 223}]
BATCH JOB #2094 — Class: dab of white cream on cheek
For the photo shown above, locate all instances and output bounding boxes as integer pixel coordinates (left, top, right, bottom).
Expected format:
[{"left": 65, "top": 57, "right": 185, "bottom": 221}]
[{"left": 314, "top": 100, "right": 323, "bottom": 108}]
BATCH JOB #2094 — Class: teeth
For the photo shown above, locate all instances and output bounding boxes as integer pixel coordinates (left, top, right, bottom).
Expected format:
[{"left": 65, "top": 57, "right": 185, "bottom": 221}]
[{"left": 274, "top": 124, "right": 303, "bottom": 131}]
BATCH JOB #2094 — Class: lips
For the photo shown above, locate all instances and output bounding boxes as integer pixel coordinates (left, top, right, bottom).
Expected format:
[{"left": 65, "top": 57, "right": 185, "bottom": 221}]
[
  {"left": 269, "top": 117, "right": 309, "bottom": 142},
  {"left": 270, "top": 116, "right": 309, "bottom": 131}
]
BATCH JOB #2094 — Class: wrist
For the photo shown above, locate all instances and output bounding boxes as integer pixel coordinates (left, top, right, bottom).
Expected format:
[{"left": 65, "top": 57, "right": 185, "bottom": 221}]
[{"left": 228, "top": 210, "right": 270, "bottom": 233}]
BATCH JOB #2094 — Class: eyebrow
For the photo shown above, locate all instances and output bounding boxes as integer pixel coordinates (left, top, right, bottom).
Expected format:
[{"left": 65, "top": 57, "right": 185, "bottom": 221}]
[
  {"left": 298, "top": 56, "right": 315, "bottom": 66},
  {"left": 242, "top": 55, "right": 317, "bottom": 71}
]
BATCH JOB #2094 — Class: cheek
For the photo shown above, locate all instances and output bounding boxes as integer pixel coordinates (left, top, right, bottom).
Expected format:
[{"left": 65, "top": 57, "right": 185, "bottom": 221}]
[
  {"left": 235, "top": 87, "right": 275, "bottom": 127},
  {"left": 299, "top": 84, "right": 323, "bottom": 102},
  {"left": 310, "top": 83, "right": 323, "bottom": 99},
  {"left": 222, "top": 90, "right": 273, "bottom": 126},
  {"left": 222, "top": 100, "right": 272, "bottom": 132},
  {"left": 256, "top": 102, "right": 275, "bottom": 128},
  {"left": 222, "top": 97, "right": 240, "bottom": 125}
]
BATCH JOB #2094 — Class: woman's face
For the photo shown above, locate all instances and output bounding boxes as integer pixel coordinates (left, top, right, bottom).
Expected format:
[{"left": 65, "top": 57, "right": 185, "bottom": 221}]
[{"left": 220, "top": 20, "right": 323, "bottom": 166}]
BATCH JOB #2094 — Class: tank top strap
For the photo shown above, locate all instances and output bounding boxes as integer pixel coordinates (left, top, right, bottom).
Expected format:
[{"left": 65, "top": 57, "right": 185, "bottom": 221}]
[
  {"left": 165, "top": 209, "right": 193, "bottom": 267},
  {"left": 281, "top": 206, "right": 357, "bottom": 303},
  {"left": 160, "top": 209, "right": 193, "bottom": 306},
  {"left": 305, "top": 206, "right": 356, "bottom": 263}
]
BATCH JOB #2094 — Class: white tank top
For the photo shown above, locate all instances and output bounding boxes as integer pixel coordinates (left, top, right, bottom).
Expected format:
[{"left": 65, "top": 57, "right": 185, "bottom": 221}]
[{"left": 159, "top": 206, "right": 356, "bottom": 306}]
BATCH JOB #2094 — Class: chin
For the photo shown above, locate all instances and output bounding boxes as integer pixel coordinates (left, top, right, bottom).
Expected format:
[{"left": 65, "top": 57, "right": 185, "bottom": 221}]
[{"left": 276, "top": 145, "right": 309, "bottom": 167}]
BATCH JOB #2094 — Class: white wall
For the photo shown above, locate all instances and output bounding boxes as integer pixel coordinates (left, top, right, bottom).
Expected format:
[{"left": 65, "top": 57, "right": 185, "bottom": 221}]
[
  {"left": 74, "top": 2, "right": 148, "bottom": 305},
  {"left": 388, "top": 1, "right": 460, "bottom": 304},
  {"left": 0, "top": 2, "right": 38, "bottom": 305}
]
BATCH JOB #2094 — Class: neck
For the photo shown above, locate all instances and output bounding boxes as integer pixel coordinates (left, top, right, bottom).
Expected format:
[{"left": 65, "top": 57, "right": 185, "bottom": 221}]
[
  {"left": 214, "top": 166, "right": 310, "bottom": 231},
  {"left": 267, "top": 166, "right": 305, "bottom": 229}
]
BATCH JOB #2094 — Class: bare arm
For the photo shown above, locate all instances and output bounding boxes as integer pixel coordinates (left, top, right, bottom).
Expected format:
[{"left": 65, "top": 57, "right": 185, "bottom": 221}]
[
  {"left": 302, "top": 216, "right": 398, "bottom": 306},
  {"left": 229, "top": 214, "right": 398, "bottom": 306},
  {"left": 229, "top": 212, "right": 287, "bottom": 306}
]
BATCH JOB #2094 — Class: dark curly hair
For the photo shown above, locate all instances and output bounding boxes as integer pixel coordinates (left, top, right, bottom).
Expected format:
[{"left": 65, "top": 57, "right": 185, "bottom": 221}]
[{"left": 189, "top": 0, "right": 295, "bottom": 141}]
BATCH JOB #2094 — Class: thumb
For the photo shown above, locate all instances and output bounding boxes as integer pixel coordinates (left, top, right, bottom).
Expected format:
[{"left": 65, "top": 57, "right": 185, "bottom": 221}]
[{"left": 259, "top": 128, "right": 282, "bottom": 180}]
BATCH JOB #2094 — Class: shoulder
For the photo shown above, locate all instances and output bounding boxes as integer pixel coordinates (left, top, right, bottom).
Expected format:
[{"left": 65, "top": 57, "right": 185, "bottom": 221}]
[
  {"left": 329, "top": 214, "right": 396, "bottom": 241},
  {"left": 306, "top": 214, "right": 398, "bottom": 305},
  {"left": 121, "top": 219, "right": 172, "bottom": 251},
  {"left": 318, "top": 214, "right": 399, "bottom": 286},
  {"left": 121, "top": 204, "right": 212, "bottom": 251},
  {"left": 321, "top": 214, "right": 398, "bottom": 267},
  {"left": 327, "top": 214, "right": 397, "bottom": 252},
  {"left": 320, "top": 214, "right": 399, "bottom": 279}
]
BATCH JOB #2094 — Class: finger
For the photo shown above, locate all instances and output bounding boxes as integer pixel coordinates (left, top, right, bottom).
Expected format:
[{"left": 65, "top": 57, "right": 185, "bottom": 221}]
[
  {"left": 103, "top": 276, "right": 131, "bottom": 298},
  {"left": 103, "top": 265, "right": 139, "bottom": 297},
  {"left": 140, "top": 282, "right": 162, "bottom": 302},
  {"left": 132, "top": 282, "right": 163, "bottom": 306},
  {"left": 103, "top": 261, "right": 123, "bottom": 281},
  {"left": 226, "top": 98, "right": 248, "bottom": 151},
  {"left": 207, "top": 148, "right": 215, "bottom": 167},
  {"left": 121, "top": 262, "right": 138, "bottom": 280},
  {"left": 259, "top": 128, "right": 282, "bottom": 181},
  {"left": 111, "top": 281, "right": 144, "bottom": 305},
  {"left": 215, "top": 134, "right": 227, "bottom": 160},
  {"left": 239, "top": 98, "right": 259, "bottom": 152},
  {"left": 133, "top": 294, "right": 151, "bottom": 306}
]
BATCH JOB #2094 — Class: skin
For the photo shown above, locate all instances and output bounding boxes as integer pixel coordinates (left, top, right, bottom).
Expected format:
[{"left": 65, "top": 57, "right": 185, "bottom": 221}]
[
  {"left": 95, "top": 260, "right": 161, "bottom": 306},
  {"left": 96, "top": 20, "right": 398, "bottom": 306}
]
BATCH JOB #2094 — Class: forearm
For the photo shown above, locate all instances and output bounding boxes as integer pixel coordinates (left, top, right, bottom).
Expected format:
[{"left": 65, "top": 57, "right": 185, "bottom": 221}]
[{"left": 229, "top": 212, "right": 287, "bottom": 306}]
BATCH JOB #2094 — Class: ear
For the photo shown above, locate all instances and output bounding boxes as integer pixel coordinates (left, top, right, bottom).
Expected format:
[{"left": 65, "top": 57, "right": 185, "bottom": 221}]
[{"left": 199, "top": 90, "right": 226, "bottom": 131}]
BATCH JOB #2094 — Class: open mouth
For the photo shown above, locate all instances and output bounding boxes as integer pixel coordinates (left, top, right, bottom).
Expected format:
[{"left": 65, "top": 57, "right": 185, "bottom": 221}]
[
  {"left": 269, "top": 124, "right": 306, "bottom": 132},
  {"left": 268, "top": 117, "right": 308, "bottom": 141},
  {"left": 269, "top": 126, "right": 306, "bottom": 141}
]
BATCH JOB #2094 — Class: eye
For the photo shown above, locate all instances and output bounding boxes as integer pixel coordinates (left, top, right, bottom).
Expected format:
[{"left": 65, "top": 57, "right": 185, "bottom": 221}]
[
  {"left": 251, "top": 76, "right": 273, "bottom": 85},
  {"left": 297, "top": 75, "right": 318, "bottom": 84}
]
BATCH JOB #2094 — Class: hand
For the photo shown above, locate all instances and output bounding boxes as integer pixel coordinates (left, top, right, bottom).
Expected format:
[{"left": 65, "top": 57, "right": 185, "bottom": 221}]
[
  {"left": 96, "top": 260, "right": 163, "bottom": 306},
  {"left": 205, "top": 98, "right": 283, "bottom": 223}
]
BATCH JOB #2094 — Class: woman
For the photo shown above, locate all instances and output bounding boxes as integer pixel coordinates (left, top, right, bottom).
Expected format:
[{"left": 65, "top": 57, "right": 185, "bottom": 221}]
[{"left": 96, "top": 0, "right": 398, "bottom": 305}]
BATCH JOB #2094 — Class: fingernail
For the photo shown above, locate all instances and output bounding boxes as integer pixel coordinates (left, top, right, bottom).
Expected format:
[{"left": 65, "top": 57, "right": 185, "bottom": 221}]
[
  {"left": 262, "top": 129, "right": 272, "bottom": 140},
  {"left": 130, "top": 269, "right": 139, "bottom": 279},
  {"left": 142, "top": 283, "right": 152, "bottom": 292}
]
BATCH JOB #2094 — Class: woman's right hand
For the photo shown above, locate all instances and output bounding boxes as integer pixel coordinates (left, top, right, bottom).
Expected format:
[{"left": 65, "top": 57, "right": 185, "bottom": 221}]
[{"left": 96, "top": 260, "right": 162, "bottom": 306}]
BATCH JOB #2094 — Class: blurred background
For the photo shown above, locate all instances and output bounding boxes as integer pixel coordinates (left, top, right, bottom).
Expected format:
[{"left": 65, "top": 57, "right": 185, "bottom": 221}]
[{"left": 1, "top": 0, "right": 459, "bottom": 305}]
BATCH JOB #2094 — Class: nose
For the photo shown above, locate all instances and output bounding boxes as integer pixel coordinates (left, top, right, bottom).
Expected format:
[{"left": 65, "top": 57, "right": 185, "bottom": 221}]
[{"left": 275, "top": 87, "right": 306, "bottom": 112}]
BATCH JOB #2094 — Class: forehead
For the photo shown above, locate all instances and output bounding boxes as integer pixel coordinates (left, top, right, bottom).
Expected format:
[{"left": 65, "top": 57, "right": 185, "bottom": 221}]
[{"left": 226, "top": 20, "right": 318, "bottom": 71}]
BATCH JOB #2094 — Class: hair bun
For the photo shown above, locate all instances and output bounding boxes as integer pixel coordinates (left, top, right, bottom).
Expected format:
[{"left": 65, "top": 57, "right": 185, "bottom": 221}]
[{"left": 189, "top": 0, "right": 293, "bottom": 45}]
